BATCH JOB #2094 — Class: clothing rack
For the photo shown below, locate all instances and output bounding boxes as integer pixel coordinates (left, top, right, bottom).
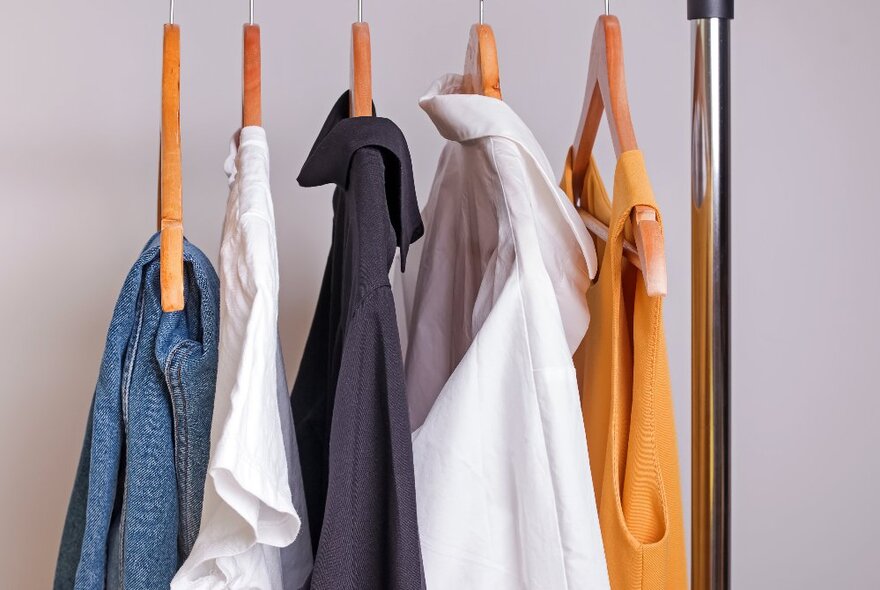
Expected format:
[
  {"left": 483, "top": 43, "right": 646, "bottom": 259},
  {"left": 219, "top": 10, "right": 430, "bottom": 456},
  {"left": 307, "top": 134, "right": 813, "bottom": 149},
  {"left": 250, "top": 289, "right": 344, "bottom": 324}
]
[{"left": 689, "top": 0, "right": 733, "bottom": 589}]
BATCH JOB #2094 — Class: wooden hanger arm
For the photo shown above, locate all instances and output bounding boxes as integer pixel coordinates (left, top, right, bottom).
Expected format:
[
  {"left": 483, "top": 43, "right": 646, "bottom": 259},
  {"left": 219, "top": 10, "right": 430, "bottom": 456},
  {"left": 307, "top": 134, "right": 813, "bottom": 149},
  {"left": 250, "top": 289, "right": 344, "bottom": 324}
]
[
  {"left": 350, "top": 22, "right": 372, "bottom": 117},
  {"left": 578, "top": 208, "right": 642, "bottom": 270},
  {"left": 570, "top": 15, "right": 665, "bottom": 297},
  {"left": 632, "top": 205, "right": 667, "bottom": 296},
  {"left": 572, "top": 15, "right": 637, "bottom": 191},
  {"left": 160, "top": 23, "right": 184, "bottom": 312},
  {"left": 242, "top": 24, "right": 262, "bottom": 127},
  {"left": 578, "top": 205, "right": 667, "bottom": 297},
  {"left": 462, "top": 24, "right": 502, "bottom": 99}
]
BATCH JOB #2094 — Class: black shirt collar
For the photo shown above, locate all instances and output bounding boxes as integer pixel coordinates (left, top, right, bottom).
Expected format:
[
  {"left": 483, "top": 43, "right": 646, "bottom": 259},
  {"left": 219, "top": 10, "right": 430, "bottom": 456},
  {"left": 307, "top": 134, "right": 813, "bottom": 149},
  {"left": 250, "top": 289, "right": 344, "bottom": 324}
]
[{"left": 298, "top": 92, "right": 423, "bottom": 270}]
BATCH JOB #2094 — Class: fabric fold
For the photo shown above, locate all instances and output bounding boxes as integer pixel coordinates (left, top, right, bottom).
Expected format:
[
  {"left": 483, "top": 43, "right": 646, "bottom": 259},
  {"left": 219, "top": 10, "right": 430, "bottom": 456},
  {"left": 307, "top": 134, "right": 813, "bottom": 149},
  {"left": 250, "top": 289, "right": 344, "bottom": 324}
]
[
  {"left": 55, "top": 234, "right": 219, "bottom": 590},
  {"left": 298, "top": 93, "right": 423, "bottom": 271}
]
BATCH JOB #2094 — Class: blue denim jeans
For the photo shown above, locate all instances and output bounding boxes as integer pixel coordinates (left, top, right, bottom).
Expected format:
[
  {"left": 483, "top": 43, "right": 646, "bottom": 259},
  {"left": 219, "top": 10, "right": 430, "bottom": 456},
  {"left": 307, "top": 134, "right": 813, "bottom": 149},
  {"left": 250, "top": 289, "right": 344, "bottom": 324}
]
[{"left": 54, "top": 234, "right": 219, "bottom": 590}]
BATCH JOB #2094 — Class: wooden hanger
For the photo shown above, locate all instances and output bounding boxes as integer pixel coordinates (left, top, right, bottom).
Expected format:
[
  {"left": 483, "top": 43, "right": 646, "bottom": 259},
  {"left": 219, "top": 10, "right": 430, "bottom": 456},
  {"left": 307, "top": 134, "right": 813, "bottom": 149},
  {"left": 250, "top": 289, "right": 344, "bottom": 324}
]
[
  {"left": 242, "top": 1, "right": 261, "bottom": 127},
  {"left": 572, "top": 12, "right": 667, "bottom": 297},
  {"left": 462, "top": 0, "right": 501, "bottom": 99},
  {"left": 159, "top": 9, "right": 184, "bottom": 312},
  {"left": 350, "top": 0, "right": 372, "bottom": 117},
  {"left": 578, "top": 207, "right": 644, "bottom": 271}
]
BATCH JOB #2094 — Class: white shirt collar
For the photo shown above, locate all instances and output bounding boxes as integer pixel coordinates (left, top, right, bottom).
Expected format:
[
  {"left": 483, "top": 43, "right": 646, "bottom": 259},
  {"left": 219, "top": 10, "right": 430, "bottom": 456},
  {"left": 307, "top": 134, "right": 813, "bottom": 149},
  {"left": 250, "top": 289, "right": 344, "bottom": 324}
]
[
  {"left": 420, "top": 74, "right": 598, "bottom": 284},
  {"left": 420, "top": 75, "right": 548, "bottom": 162}
]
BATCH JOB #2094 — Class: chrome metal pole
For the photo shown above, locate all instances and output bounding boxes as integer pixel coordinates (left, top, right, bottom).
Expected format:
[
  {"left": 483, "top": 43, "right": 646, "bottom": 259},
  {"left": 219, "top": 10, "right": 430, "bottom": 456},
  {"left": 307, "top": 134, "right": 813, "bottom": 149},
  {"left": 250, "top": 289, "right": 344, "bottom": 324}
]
[{"left": 690, "top": 0, "right": 732, "bottom": 588}]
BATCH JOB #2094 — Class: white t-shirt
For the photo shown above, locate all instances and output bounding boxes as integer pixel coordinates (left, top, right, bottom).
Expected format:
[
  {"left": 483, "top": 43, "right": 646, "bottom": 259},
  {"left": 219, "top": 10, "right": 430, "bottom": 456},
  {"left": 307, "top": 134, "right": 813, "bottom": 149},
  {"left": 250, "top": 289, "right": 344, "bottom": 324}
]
[
  {"left": 172, "top": 127, "right": 310, "bottom": 589},
  {"left": 400, "top": 75, "right": 610, "bottom": 589}
]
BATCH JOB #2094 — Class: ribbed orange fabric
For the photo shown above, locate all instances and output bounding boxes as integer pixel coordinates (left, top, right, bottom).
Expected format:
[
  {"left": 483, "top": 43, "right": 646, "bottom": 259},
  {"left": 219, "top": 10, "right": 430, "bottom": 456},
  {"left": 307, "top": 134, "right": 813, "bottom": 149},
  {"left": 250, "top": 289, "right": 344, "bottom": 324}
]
[{"left": 562, "top": 149, "right": 687, "bottom": 590}]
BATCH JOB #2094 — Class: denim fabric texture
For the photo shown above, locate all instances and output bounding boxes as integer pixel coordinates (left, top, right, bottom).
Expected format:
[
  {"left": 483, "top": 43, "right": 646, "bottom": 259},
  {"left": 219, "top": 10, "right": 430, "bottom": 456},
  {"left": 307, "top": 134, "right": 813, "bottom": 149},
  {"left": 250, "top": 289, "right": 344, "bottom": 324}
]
[{"left": 54, "top": 233, "right": 220, "bottom": 590}]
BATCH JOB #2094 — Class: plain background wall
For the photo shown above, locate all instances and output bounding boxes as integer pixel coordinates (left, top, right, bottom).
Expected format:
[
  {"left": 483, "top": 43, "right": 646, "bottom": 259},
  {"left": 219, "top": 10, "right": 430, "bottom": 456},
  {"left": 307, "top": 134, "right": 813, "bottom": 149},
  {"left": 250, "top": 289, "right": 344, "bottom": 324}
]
[{"left": 1, "top": 1, "right": 878, "bottom": 588}]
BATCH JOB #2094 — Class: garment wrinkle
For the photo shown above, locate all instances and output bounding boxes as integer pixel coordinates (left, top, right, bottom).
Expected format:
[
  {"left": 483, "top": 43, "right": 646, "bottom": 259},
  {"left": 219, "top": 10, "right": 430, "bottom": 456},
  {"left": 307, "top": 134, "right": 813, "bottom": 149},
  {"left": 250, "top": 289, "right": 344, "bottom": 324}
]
[
  {"left": 118, "top": 288, "right": 147, "bottom": 582},
  {"left": 122, "top": 290, "right": 146, "bottom": 423},
  {"left": 118, "top": 478, "right": 127, "bottom": 585},
  {"left": 175, "top": 349, "right": 194, "bottom": 541},
  {"left": 644, "top": 298, "right": 666, "bottom": 531},
  {"left": 238, "top": 210, "right": 273, "bottom": 226},
  {"left": 516, "top": 146, "right": 595, "bottom": 284},
  {"left": 119, "top": 472, "right": 128, "bottom": 590},
  {"left": 173, "top": 125, "right": 310, "bottom": 590},
  {"left": 609, "top": 211, "right": 628, "bottom": 504},
  {"left": 491, "top": 139, "right": 551, "bottom": 587},
  {"left": 490, "top": 137, "right": 535, "bottom": 372},
  {"left": 506, "top": 138, "right": 577, "bottom": 588},
  {"left": 164, "top": 341, "right": 190, "bottom": 522},
  {"left": 345, "top": 325, "right": 367, "bottom": 586}
]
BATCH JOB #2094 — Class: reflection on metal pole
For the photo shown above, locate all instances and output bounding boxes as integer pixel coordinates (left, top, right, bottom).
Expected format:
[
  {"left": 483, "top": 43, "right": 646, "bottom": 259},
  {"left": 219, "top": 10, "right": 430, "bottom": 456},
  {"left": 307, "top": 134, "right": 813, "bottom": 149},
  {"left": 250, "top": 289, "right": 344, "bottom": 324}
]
[{"left": 691, "top": 8, "right": 732, "bottom": 590}]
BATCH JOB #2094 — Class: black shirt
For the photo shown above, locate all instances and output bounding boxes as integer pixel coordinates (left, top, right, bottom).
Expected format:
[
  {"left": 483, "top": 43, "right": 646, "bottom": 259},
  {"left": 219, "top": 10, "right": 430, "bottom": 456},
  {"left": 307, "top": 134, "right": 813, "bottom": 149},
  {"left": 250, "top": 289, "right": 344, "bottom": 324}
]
[{"left": 291, "top": 93, "right": 425, "bottom": 590}]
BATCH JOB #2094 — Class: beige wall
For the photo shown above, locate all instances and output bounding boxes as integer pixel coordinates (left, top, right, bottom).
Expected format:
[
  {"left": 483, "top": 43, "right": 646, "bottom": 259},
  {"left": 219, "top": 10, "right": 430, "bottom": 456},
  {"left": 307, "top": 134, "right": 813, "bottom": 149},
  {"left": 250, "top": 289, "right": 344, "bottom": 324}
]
[{"left": 2, "top": 1, "right": 878, "bottom": 588}]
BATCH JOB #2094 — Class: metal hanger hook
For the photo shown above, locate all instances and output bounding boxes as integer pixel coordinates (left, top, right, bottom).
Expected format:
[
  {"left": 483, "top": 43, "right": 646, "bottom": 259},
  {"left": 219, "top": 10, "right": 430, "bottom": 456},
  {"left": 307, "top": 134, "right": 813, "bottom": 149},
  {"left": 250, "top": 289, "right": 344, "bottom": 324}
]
[
  {"left": 249, "top": 0, "right": 254, "bottom": 24},
  {"left": 605, "top": 0, "right": 610, "bottom": 16},
  {"left": 480, "top": 0, "right": 485, "bottom": 25},
  {"left": 169, "top": 0, "right": 175, "bottom": 24},
  {"left": 358, "top": 0, "right": 363, "bottom": 23}
]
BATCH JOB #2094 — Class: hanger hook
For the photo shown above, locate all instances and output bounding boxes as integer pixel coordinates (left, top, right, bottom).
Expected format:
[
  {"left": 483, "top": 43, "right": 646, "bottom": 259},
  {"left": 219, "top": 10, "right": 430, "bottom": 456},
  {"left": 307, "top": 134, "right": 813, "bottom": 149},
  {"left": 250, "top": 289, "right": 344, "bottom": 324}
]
[
  {"left": 358, "top": 0, "right": 363, "bottom": 23},
  {"left": 249, "top": 0, "right": 254, "bottom": 24},
  {"left": 480, "top": 0, "right": 485, "bottom": 25},
  {"left": 605, "top": 0, "right": 610, "bottom": 16},
  {"left": 169, "top": 0, "right": 175, "bottom": 24}
]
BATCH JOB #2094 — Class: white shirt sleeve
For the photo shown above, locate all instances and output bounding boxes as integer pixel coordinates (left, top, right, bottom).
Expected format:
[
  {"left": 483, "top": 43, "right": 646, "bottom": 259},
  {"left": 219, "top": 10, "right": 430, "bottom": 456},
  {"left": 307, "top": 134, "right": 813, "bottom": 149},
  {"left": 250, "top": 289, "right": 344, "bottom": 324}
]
[{"left": 172, "top": 127, "right": 304, "bottom": 590}]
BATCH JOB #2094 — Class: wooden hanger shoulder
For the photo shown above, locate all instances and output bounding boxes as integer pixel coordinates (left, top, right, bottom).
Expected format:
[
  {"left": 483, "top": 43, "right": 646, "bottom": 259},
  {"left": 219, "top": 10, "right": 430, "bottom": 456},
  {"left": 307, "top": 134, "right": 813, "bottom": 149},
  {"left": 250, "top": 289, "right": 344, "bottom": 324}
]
[{"left": 573, "top": 15, "right": 637, "bottom": 186}]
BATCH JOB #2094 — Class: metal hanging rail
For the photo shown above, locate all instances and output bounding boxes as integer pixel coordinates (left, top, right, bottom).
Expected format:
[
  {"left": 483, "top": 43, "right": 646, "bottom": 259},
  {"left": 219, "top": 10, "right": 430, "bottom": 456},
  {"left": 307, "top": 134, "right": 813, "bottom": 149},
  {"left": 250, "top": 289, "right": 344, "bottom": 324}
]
[{"left": 689, "top": 0, "right": 733, "bottom": 589}]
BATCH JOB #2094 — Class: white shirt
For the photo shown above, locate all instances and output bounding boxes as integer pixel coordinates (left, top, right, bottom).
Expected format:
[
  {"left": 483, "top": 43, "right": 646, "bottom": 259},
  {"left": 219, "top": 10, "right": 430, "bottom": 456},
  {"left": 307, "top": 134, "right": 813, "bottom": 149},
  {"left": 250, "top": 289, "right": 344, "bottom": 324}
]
[
  {"left": 172, "top": 127, "right": 306, "bottom": 590},
  {"left": 402, "top": 75, "right": 610, "bottom": 589}
]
